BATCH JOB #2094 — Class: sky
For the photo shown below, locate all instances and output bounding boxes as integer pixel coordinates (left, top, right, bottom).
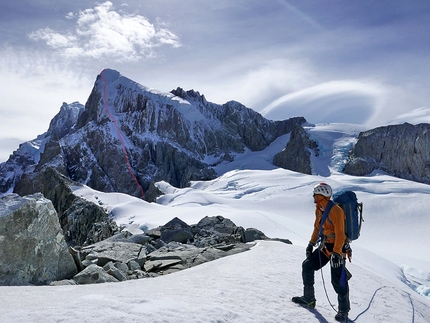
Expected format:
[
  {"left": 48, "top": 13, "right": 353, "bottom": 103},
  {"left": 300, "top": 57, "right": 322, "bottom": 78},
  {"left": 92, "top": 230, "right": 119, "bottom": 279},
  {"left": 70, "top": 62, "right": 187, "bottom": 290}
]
[
  {"left": 1, "top": 1, "right": 430, "bottom": 161},
  {"left": 1, "top": 123, "right": 430, "bottom": 321}
]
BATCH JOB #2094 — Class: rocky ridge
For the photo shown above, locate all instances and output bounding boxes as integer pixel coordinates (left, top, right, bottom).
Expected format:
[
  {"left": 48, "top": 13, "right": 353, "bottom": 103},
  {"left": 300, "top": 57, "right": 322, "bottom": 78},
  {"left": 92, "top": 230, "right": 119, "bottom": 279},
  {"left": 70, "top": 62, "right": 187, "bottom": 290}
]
[
  {"left": 64, "top": 215, "right": 291, "bottom": 285},
  {"left": 343, "top": 123, "right": 430, "bottom": 184},
  {"left": 0, "top": 69, "right": 306, "bottom": 202},
  {"left": 0, "top": 190, "right": 291, "bottom": 286},
  {"left": 273, "top": 125, "right": 319, "bottom": 174},
  {"left": 1, "top": 71, "right": 430, "bottom": 201}
]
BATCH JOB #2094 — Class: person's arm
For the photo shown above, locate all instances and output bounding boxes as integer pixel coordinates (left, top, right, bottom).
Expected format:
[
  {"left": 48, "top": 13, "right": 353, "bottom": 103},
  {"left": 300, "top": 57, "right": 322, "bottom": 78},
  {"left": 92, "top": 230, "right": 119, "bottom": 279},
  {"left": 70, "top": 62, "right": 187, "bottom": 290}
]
[{"left": 309, "top": 211, "right": 320, "bottom": 245}]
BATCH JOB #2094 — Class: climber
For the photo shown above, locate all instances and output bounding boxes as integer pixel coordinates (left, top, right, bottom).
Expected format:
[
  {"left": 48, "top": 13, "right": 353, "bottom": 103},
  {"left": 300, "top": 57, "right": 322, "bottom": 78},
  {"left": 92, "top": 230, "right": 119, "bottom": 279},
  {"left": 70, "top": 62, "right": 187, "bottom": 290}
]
[{"left": 292, "top": 182, "right": 351, "bottom": 322}]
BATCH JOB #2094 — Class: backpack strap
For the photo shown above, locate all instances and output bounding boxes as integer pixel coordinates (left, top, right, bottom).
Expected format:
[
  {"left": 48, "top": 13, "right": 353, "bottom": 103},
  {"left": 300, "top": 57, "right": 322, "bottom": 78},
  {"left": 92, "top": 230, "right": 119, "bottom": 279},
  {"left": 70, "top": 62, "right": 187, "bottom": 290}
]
[{"left": 318, "top": 200, "right": 335, "bottom": 241}]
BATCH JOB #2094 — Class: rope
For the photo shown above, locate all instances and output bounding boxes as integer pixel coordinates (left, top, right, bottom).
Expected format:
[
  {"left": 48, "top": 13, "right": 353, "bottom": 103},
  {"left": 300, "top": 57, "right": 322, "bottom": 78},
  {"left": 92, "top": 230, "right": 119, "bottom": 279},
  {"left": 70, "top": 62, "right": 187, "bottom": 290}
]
[
  {"left": 317, "top": 243, "right": 338, "bottom": 314},
  {"left": 351, "top": 286, "right": 416, "bottom": 323},
  {"left": 99, "top": 69, "right": 145, "bottom": 199},
  {"left": 318, "top": 251, "right": 417, "bottom": 323}
]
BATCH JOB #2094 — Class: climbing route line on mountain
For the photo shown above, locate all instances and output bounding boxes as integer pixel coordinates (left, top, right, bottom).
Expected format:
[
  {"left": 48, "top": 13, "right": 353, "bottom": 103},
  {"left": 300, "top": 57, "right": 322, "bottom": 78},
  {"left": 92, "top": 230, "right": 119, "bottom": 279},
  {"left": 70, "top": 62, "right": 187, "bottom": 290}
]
[{"left": 100, "top": 69, "right": 145, "bottom": 199}]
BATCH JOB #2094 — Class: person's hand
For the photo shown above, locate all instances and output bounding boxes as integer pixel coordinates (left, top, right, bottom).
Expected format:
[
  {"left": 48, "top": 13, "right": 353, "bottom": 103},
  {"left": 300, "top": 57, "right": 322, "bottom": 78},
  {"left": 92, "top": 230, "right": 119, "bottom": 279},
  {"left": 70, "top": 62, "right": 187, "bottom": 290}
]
[
  {"left": 343, "top": 243, "right": 352, "bottom": 262},
  {"left": 330, "top": 252, "right": 345, "bottom": 268},
  {"left": 306, "top": 243, "right": 314, "bottom": 257}
]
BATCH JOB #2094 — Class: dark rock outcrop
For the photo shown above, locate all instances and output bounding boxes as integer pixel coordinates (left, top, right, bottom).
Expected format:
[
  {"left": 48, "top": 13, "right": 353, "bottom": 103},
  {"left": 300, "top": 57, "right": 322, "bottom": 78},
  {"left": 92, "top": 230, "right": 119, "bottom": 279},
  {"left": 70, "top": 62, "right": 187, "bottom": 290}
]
[
  {"left": 14, "top": 168, "right": 118, "bottom": 246},
  {"left": 0, "top": 193, "right": 77, "bottom": 285},
  {"left": 343, "top": 123, "right": 430, "bottom": 183},
  {"left": 273, "top": 125, "right": 319, "bottom": 174},
  {"left": 66, "top": 215, "right": 292, "bottom": 284}
]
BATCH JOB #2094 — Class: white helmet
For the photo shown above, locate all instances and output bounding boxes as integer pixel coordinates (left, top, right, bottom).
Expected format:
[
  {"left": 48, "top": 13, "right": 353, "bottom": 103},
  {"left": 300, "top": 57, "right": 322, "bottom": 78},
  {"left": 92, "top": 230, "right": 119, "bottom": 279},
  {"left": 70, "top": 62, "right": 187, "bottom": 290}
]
[{"left": 313, "top": 182, "right": 332, "bottom": 197}]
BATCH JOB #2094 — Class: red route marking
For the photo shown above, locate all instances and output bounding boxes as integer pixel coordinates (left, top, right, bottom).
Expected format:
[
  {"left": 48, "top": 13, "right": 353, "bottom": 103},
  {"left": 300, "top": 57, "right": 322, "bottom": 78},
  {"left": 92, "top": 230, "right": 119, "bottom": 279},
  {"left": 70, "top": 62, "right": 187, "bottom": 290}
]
[{"left": 100, "top": 69, "right": 145, "bottom": 199}]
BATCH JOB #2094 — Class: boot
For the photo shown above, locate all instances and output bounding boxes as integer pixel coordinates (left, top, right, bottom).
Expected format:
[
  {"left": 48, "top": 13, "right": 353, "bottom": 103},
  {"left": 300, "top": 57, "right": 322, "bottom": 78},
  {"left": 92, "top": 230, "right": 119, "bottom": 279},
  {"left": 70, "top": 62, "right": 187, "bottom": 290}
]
[
  {"left": 291, "top": 286, "right": 316, "bottom": 309},
  {"left": 334, "top": 311, "right": 349, "bottom": 322},
  {"left": 304, "top": 285, "right": 315, "bottom": 301},
  {"left": 291, "top": 296, "right": 316, "bottom": 309}
]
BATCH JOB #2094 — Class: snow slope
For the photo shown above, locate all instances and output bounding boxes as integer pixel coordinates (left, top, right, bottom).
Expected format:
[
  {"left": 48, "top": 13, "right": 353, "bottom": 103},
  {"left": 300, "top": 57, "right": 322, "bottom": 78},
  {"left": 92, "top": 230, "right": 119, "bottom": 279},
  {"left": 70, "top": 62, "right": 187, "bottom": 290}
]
[
  {"left": 1, "top": 122, "right": 430, "bottom": 322},
  {"left": 1, "top": 241, "right": 429, "bottom": 322}
]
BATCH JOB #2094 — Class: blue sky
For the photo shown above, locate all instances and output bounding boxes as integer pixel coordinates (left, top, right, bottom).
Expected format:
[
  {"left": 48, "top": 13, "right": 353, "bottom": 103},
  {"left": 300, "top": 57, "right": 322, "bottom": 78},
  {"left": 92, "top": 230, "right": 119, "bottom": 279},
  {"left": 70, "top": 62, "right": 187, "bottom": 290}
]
[{"left": 1, "top": 1, "right": 430, "bottom": 161}]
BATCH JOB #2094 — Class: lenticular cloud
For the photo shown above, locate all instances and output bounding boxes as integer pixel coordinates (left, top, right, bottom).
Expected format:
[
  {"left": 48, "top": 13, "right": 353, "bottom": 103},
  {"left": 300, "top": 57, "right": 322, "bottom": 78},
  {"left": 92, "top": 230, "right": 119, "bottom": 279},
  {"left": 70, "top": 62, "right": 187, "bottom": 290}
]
[{"left": 28, "top": 1, "right": 181, "bottom": 62}]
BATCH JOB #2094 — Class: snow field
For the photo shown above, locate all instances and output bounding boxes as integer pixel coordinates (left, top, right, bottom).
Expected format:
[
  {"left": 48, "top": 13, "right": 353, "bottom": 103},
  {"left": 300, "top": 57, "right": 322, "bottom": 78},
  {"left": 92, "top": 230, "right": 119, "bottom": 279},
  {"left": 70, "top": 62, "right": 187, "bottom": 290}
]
[{"left": 0, "top": 241, "right": 429, "bottom": 322}]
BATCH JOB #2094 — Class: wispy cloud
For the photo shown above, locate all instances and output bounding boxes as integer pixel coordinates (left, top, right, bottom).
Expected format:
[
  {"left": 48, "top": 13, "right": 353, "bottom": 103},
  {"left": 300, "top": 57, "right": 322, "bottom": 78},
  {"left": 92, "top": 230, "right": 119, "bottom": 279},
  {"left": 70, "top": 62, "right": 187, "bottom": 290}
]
[
  {"left": 389, "top": 107, "right": 430, "bottom": 125},
  {"left": 28, "top": 1, "right": 181, "bottom": 62},
  {"left": 261, "top": 80, "right": 386, "bottom": 125},
  {"left": 0, "top": 45, "right": 94, "bottom": 151}
]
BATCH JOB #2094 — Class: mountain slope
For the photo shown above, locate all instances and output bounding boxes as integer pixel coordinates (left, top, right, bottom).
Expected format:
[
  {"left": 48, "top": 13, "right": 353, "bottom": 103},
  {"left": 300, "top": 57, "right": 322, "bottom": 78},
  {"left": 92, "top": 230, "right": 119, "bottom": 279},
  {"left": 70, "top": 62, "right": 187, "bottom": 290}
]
[{"left": 0, "top": 69, "right": 305, "bottom": 200}]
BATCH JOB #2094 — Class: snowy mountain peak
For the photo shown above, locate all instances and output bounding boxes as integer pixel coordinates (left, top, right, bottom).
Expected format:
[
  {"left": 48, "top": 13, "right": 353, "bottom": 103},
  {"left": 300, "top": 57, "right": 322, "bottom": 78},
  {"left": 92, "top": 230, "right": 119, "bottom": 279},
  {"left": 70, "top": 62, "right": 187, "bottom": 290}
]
[
  {"left": 0, "top": 70, "right": 306, "bottom": 199},
  {"left": 99, "top": 68, "right": 120, "bottom": 82},
  {"left": 48, "top": 102, "right": 85, "bottom": 138}
]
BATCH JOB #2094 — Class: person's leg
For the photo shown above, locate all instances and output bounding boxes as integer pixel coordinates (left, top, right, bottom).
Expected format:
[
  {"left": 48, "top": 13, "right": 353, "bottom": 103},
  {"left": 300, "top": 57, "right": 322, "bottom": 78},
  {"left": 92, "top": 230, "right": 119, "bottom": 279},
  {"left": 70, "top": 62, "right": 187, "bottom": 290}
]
[
  {"left": 302, "top": 248, "right": 330, "bottom": 300},
  {"left": 331, "top": 265, "right": 350, "bottom": 314}
]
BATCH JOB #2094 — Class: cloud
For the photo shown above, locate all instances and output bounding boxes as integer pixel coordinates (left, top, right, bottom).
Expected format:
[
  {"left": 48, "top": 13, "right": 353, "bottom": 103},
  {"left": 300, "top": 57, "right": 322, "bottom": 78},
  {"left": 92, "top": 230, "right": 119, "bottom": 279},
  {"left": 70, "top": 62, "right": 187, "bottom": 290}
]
[
  {"left": 388, "top": 107, "right": 430, "bottom": 125},
  {"left": 29, "top": 28, "right": 78, "bottom": 48},
  {"left": 28, "top": 1, "right": 181, "bottom": 62},
  {"left": 260, "top": 80, "right": 386, "bottom": 125},
  {"left": 186, "top": 57, "right": 317, "bottom": 110},
  {"left": 0, "top": 45, "right": 94, "bottom": 158}
]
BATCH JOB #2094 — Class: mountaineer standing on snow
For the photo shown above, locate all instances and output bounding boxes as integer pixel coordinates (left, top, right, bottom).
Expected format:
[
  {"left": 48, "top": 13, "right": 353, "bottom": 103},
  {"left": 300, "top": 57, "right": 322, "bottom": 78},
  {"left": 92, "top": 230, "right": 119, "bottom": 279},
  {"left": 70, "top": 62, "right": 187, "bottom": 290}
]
[{"left": 292, "top": 182, "right": 351, "bottom": 322}]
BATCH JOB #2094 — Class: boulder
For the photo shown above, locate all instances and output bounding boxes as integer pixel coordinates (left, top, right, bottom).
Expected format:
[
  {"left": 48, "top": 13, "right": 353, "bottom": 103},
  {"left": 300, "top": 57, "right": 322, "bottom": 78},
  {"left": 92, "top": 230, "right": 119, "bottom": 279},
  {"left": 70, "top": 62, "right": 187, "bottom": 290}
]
[
  {"left": 103, "top": 262, "right": 127, "bottom": 281},
  {"left": 50, "top": 279, "right": 78, "bottom": 286},
  {"left": 244, "top": 228, "right": 269, "bottom": 242},
  {"left": 99, "top": 231, "right": 150, "bottom": 245},
  {"left": 193, "top": 215, "right": 245, "bottom": 247},
  {"left": 0, "top": 193, "right": 78, "bottom": 285},
  {"left": 82, "top": 241, "right": 146, "bottom": 267},
  {"left": 144, "top": 241, "right": 253, "bottom": 274},
  {"left": 128, "top": 260, "right": 141, "bottom": 271},
  {"left": 14, "top": 168, "right": 119, "bottom": 246},
  {"left": 160, "top": 217, "right": 193, "bottom": 244},
  {"left": 73, "top": 264, "right": 119, "bottom": 284}
]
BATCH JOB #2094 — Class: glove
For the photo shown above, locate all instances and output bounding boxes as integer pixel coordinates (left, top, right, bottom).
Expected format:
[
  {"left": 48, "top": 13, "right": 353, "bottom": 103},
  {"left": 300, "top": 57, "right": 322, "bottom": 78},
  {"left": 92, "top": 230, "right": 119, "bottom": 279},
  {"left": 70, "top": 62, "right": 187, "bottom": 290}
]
[
  {"left": 342, "top": 243, "right": 352, "bottom": 262},
  {"left": 330, "top": 252, "right": 345, "bottom": 268},
  {"left": 306, "top": 243, "right": 314, "bottom": 257}
]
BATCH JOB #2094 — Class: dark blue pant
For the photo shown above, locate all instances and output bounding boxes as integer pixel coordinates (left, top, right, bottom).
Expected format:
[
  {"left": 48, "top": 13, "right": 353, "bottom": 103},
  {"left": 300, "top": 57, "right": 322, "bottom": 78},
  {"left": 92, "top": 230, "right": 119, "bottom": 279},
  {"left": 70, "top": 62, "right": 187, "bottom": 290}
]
[{"left": 302, "top": 245, "right": 350, "bottom": 312}]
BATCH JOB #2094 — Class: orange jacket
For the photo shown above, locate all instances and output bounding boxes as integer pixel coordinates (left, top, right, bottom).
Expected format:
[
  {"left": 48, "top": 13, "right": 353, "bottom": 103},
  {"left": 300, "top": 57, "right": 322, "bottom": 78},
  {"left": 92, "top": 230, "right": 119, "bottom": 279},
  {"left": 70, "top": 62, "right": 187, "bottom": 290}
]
[{"left": 310, "top": 198, "right": 346, "bottom": 255}]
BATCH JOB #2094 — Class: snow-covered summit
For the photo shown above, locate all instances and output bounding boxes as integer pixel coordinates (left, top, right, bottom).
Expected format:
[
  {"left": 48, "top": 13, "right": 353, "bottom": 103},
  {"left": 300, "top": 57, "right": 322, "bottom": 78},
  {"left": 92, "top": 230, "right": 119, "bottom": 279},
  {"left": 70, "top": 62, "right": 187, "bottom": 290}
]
[
  {"left": 0, "top": 101, "right": 85, "bottom": 195},
  {"left": 1, "top": 69, "right": 306, "bottom": 198}
]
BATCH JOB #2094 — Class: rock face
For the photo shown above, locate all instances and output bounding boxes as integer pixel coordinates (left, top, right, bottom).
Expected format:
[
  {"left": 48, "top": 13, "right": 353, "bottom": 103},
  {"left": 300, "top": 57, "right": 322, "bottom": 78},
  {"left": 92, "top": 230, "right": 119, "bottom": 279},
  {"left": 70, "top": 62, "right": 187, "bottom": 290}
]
[
  {"left": 0, "top": 102, "right": 84, "bottom": 195},
  {"left": 273, "top": 125, "right": 319, "bottom": 174},
  {"left": 0, "top": 193, "right": 77, "bottom": 285},
  {"left": 0, "top": 69, "right": 306, "bottom": 202},
  {"left": 14, "top": 168, "right": 118, "bottom": 246},
  {"left": 343, "top": 123, "right": 430, "bottom": 183}
]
